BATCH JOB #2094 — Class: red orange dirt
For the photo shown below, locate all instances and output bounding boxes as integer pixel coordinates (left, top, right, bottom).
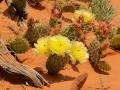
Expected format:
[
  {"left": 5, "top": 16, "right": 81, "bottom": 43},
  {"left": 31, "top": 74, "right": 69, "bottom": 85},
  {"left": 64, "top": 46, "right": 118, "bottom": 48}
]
[{"left": 0, "top": 0, "right": 120, "bottom": 90}]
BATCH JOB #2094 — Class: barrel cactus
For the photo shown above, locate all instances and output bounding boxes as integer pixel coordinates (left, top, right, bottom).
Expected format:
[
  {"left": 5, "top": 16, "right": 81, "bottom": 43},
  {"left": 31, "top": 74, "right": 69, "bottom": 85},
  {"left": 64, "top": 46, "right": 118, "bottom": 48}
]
[
  {"left": 9, "top": 36, "right": 29, "bottom": 54},
  {"left": 24, "top": 22, "right": 51, "bottom": 46},
  {"left": 46, "top": 54, "right": 69, "bottom": 75}
]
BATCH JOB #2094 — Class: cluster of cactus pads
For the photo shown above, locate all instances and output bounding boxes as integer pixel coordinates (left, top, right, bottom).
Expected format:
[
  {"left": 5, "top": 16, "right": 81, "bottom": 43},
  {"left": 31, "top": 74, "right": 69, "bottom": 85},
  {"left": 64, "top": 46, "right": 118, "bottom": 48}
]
[{"left": 88, "top": 39, "right": 111, "bottom": 71}]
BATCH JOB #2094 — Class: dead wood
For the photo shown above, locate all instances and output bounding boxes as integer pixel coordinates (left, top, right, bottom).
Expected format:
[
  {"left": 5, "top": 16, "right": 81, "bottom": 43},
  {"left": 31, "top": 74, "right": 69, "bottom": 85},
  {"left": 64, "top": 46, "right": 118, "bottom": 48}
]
[{"left": 0, "top": 38, "right": 50, "bottom": 88}]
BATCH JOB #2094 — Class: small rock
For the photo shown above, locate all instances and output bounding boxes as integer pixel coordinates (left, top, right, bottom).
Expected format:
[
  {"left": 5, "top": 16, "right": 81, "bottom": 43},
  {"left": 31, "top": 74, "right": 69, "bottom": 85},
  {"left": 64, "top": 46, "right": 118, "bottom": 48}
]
[{"left": 69, "top": 73, "right": 88, "bottom": 90}]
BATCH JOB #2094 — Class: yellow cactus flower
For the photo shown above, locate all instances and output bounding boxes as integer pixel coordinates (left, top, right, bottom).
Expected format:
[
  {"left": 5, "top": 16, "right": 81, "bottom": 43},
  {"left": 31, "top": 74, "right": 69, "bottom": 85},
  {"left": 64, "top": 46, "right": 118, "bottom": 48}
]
[
  {"left": 72, "top": 9, "right": 94, "bottom": 24},
  {"left": 68, "top": 41, "right": 89, "bottom": 64},
  {"left": 34, "top": 36, "right": 51, "bottom": 55},
  {"left": 50, "top": 34, "right": 71, "bottom": 56}
]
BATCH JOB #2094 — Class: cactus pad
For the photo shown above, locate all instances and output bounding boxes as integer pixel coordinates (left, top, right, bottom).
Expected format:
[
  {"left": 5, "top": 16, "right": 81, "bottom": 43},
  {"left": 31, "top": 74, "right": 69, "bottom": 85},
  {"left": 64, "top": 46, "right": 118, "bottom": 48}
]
[
  {"left": 97, "top": 61, "right": 111, "bottom": 71},
  {"left": 60, "top": 24, "right": 78, "bottom": 41},
  {"left": 88, "top": 39, "right": 101, "bottom": 65}
]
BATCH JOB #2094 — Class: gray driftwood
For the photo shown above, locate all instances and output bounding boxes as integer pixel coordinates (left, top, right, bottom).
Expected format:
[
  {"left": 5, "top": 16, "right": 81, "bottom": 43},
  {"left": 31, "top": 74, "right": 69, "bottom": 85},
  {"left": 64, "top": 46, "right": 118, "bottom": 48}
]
[{"left": 0, "top": 38, "right": 50, "bottom": 88}]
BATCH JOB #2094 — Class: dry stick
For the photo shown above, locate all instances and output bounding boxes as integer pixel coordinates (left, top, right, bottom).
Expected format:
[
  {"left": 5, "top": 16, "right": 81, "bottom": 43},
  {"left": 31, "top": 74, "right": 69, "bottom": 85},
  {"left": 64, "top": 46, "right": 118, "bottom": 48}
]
[{"left": 0, "top": 38, "right": 50, "bottom": 88}]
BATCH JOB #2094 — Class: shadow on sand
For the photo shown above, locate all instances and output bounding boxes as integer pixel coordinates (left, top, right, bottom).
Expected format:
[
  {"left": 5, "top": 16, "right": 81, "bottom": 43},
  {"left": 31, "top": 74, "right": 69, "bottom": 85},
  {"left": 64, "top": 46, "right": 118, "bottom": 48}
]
[
  {"left": 34, "top": 67, "right": 75, "bottom": 84},
  {"left": 0, "top": 68, "right": 24, "bottom": 85}
]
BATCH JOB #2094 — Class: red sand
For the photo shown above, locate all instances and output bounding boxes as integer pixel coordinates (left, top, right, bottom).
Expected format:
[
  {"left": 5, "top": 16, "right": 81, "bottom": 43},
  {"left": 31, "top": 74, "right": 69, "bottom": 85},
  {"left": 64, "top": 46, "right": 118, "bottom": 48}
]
[{"left": 0, "top": 0, "right": 120, "bottom": 90}]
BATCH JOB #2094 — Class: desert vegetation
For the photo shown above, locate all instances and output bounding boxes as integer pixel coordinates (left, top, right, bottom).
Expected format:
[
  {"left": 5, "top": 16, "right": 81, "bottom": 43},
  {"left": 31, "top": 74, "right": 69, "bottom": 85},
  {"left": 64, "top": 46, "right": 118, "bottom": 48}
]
[{"left": 0, "top": 0, "right": 120, "bottom": 90}]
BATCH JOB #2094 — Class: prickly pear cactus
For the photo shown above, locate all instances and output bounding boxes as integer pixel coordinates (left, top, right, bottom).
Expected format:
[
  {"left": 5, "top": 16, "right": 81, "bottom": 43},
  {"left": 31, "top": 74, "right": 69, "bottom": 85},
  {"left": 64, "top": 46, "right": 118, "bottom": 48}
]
[
  {"left": 110, "top": 35, "right": 120, "bottom": 50},
  {"left": 88, "top": 39, "right": 101, "bottom": 65},
  {"left": 9, "top": 36, "right": 29, "bottom": 53},
  {"left": 24, "top": 22, "right": 51, "bottom": 46},
  {"left": 88, "top": 39, "right": 111, "bottom": 71},
  {"left": 60, "top": 24, "right": 78, "bottom": 41},
  {"left": 46, "top": 54, "right": 69, "bottom": 75},
  {"left": 97, "top": 61, "right": 111, "bottom": 71}
]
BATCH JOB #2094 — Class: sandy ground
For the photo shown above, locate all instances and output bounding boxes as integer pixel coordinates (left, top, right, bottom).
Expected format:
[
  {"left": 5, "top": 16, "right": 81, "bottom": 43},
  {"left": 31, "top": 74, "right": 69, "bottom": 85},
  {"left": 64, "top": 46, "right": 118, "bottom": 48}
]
[{"left": 0, "top": 0, "right": 120, "bottom": 90}]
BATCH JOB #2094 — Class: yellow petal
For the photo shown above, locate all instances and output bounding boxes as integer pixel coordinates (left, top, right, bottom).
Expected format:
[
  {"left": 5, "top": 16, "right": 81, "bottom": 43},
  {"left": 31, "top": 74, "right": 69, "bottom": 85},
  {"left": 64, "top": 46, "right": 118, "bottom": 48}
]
[
  {"left": 69, "top": 41, "right": 89, "bottom": 64},
  {"left": 34, "top": 36, "right": 51, "bottom": 55},
  {"left": 73, "top": 9, "right": 94, "bottom": 24},
  {"left": 50, "top": 34, "right": 71, "bottom": 56}
]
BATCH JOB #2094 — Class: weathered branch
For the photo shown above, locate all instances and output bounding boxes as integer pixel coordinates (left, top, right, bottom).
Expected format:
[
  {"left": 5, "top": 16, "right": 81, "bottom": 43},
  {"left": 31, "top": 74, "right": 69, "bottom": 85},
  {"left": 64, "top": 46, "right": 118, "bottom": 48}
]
[{"left": 0, "top": 38, "right": 50, "bottom": 88}]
